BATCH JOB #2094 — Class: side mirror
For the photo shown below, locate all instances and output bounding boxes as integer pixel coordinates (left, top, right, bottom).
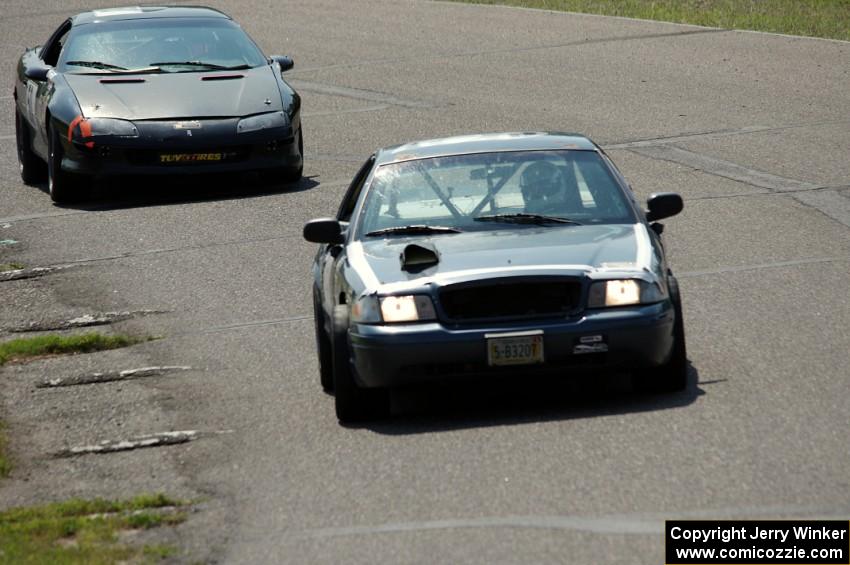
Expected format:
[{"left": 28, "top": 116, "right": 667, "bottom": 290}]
[
  {"left": 304, "top": 218, "right": 344, "bottom": 244},
  {"left": 646, "top": 192, "right": 683, "bottom": 222},
  {"left": 25, "top": 64, "right": 51, "bottom": 81},
  {"left": 269, "top": 55, "right": 294, "bottom": 73}
]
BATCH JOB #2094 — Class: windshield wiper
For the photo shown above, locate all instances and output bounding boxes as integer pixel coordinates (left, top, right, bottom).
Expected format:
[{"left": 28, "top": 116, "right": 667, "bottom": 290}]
[
  {"left": 365, "top": 225, "right": 462, "bottom": 237},
  {"left": 148, "top": 61, "right": 252, "bottom": 71},
  {"left": 66, "top": 61, "right": 164, "bottom": 74},
  {"left": 66, "top": 60, "right": 128, "bottom": 71},
  {"left": 474, "top": 213, "right": 582, "bottom": 225}
]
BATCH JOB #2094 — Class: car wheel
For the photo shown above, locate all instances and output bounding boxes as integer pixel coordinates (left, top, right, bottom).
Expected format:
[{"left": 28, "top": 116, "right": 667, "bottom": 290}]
[
  {"left": 314, "top": 293, "right": 334, "bottom": 392},
  {"left": 635, "top": 276, "right": 687, "bottom": 393},
  {"left": 332, "top": 305, "right": 389, "bottom": 422},
  {"left": 48, "top": 124, "right": 89, "bottom": 204},
  {"left": 282, "top": 127, "right": 303, "bottom": 183},
  {"left": 15, "top": 109, "right": 46, "bottom": 184}
]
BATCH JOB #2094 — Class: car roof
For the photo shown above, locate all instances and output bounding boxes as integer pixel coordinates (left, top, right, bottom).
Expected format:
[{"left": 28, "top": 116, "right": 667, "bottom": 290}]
[
  {"left": 375, "top": 132, "right": 599, "bottom": 166},
  {"left": 71, "top": 6, "right": 229, "bottom": 26}
]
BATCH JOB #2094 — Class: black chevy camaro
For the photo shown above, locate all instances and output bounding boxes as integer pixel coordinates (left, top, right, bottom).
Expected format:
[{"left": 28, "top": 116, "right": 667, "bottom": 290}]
[
  {"left": 304, "top": 133, "right": 687, "bottom": 422},
  {"left": 14, "top": 6, "right": 303, "bottom": 202}
]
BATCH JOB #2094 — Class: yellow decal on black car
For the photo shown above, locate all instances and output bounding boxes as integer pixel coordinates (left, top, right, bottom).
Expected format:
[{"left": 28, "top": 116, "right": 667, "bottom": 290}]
[{"left": 159, "top": 153, "right": 223, "bottom": 163}]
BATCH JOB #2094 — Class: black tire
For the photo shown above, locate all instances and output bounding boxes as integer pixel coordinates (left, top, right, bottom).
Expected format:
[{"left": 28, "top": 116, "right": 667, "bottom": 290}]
[
  {"left": 332, "top": 305, "right": 389, "bottom": 422},
  {"left": 282, "top": 127, "right": 303, "bottom": 183},
  {"left": 15, "top": 109, "right": 46, "bottom": 184},
  {"left": 48, "top": 124, "right": 89, "bottom": 204},
  {"left": 313, "top": 293, "right": 334, "bottom": 392},
  {"left": 635, "top": 276, "right": 687, "bottom": 393}
]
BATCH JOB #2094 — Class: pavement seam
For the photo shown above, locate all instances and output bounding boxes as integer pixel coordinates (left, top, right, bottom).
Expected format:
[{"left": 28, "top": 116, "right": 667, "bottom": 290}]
[
  {"left": 292, "top": 504, "right": 850, "bottom": 540},
  {"left": 35, "top": 235, "right": 297, "bottom": 266},
  {"left": 0, "top": 210, "right": 87, "bottom": 224},
  {"left": 53, "top": 430, "right": 199, "bottom": 458},
  {"left": 52, "top": 429, "right": 234, "bottom": 458},
  {"left": 289, "top": 79, "right": 444, "bottom": 109},
  {"left": 683, "top": 185, "right": 850, "bottom": 202},
  {"left": 38, "top": 366, "right": 192, "bottom": 388},
  {"left": 430, "top": 0, "right": 850, "bottom": 45},
  {"left": 302, "top": 105, "right": 390, "bottom": 118},
  {"left": 603, "top": 119, "right": 850, "bottom": 150},
  {"left": 9, "top": 309, "right": 168, "bottom": 333},
  {"left": 311, "top": 153, "right": 370, "bottom": 162},
  {"left": 0, "top": 264, "right": 76, "bottom": 282},
  {"left": 0, "top": 179, "right": 353, "bottom": 225},
  {"left": 789, "top": 189, "right": 850, "bottom": 230},
  {"left": 626, "top": 145, "right": 819, "bottom": 192},
  {"left": 171, "top": 316, "right": 313, "bottom": 336},
  {"left": 289, "top": 28, "right": 726, "bottom": 75},
  {"left": 678, "top": 256, "right": 848, "bottom": 278},
  {"left": 0, "top": 8, "right": 78, "bottom": 22},
  {"left": 626, "top": 144, "right": 850, "bottom": 228}
]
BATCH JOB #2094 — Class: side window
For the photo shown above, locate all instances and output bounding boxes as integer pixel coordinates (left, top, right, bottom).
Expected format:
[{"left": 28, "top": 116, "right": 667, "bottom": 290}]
[
  {"left": 41, "top": 20, "right": 72, "bottom": 67},
  {"left": 337, "top": 156, "right": 375, "bottom": 221},
  {"left": 573, "top": 153, "right": 631, "bottom": 218}
]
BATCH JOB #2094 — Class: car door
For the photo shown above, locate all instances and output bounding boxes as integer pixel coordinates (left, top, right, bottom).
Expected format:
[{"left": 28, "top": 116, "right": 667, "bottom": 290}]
[
  {"left": 20, "top": 19, "right": 71, "bottom": 155},
  {"left": 318, "top": 156, "right": 375, "bottom": 315}
]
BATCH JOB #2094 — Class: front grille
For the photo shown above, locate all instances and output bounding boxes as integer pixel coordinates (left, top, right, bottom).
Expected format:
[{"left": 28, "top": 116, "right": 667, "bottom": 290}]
[{"left": 439, "top": 277, "right": 582, "bottom": 322}]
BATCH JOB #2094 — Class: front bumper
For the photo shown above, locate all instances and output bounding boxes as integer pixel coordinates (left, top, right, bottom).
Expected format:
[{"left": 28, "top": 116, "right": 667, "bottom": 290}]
[
  {"left": 349, "top": 301, "right": 676, "bottom": 388},
  {"left": 59, "top": 118, "right": 301, "bottom": 178}
]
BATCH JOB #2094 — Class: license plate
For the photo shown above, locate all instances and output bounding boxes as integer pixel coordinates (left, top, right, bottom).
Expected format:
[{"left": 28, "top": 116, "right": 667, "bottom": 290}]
[
  {"left": 486, "top": 331, "right": 544, "bottom": 366},
  {"left": 158, "top": 152, "right": 226, "bottom": 164}
]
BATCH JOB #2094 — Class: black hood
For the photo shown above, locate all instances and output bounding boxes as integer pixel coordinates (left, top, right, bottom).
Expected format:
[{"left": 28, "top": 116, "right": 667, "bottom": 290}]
[{"left": 65, "top": 65, "right": 282, "bottom": 120}]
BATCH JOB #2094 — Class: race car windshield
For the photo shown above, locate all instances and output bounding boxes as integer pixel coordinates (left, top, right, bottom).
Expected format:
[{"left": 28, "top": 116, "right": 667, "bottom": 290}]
[
  {"left": 59, "top": 18, "right": 267, "bottom": 73},
  {"left": 356, "top": 150, "right": 635, "bottom": 238}
]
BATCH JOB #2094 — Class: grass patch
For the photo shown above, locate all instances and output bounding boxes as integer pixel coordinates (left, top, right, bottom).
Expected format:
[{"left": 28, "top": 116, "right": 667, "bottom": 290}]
[
  {"left": 447, "top": 0, "right": 850, "bottom": 41},
  {"left": 0, "top": 494, "right": 187, "bottom": 564},
  {"left": 0, "top": 423, "right": 9, "bottom": 478},
  {"left": 142, "top": 545, "right": 178, "bottom": 560},
  {"left": 0, "top": 333, "right": 143, "bottom": 366},
  {"left": 0, "top": 263, "right": 24, "bottom": 272}
]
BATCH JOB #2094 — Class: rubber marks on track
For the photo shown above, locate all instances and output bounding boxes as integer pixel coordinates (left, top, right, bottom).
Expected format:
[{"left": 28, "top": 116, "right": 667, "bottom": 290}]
[
  {"left": 289, "top": 79, "right": 443, "bottom": 109},
  {"left": 628, "top": 145, "right": 819, "bottom": 192},
  {"left": 622, "top": 144, "right": 850, "bottom": 229}
]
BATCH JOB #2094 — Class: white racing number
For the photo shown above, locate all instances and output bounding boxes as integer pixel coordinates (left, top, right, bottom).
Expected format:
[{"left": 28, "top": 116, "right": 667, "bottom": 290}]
[{"left": 25, "top": 80, "right": 38, "bottom": 123}]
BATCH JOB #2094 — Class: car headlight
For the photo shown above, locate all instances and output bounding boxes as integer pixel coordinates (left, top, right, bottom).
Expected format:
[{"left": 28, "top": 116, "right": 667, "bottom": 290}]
[
  {"left": 87, "top": 117, "right": 139, "bottom": 137},
  {"left": 350, "top": 294, "right": 437, "bottom": 324},
  {"left": 381, "top": 295, "right": 436, "bottom": 323},
  {"left": 237, "top": 111, "right": 288, "bottom": 134},
  {"left": 587, "top": 279, "right": 666, "bottom": 308},
  {"left": 69, "top": 116, "right": 138, "bottom": 147}
]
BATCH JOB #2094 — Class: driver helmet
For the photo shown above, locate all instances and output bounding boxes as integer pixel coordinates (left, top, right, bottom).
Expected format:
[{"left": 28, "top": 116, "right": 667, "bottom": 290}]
[{"left": 520, "top": 161, "right": 563, "bottom": 213}]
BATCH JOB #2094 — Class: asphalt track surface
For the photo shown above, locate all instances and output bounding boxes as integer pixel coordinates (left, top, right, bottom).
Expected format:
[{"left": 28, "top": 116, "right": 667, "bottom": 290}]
[{"left": 1, "top": 1, "right": 849, "bottom": 563}]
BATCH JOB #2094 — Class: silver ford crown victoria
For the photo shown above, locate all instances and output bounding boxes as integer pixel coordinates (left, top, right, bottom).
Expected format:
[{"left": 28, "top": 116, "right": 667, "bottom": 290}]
[{"left": 304, "top": 132, "right": 686, "bottom": 422}]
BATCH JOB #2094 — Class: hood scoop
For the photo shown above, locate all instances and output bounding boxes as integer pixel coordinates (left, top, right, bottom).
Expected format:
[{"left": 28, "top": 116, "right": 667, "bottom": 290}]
[
  {"left": 401, "top": 243, "right": 440, "bottom": 272},
  {"left": 99, "top": 78, "right": 146, "bottom": 84},
  {"left": 201, "top": 74, "right": 245, "bottom": 81}
]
